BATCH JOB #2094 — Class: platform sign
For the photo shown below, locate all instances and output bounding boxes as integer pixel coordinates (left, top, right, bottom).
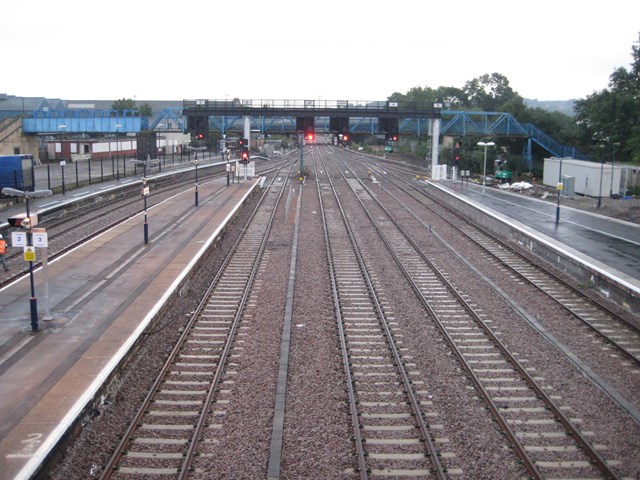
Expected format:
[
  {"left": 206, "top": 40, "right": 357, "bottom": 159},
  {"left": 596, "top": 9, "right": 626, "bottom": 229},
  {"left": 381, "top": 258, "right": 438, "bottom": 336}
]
[
  {"left": 141, "top": 186, "right": 150, "bottom": 196},
  {"left": 24, "top": 246, "right": 36, "bottom": 262},
  {"left": 11, "top": 231, "right": 27, "bottom": 247},
  {"left": 32, "top": 231, "right": 48, "bottom": 248}
]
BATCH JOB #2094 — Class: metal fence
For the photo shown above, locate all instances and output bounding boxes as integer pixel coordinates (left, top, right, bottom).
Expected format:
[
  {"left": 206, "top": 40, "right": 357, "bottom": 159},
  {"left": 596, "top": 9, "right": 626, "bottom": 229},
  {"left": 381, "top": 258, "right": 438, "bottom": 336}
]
[{"left": 30, "top": 150, "right": 218, "bottom": 194}]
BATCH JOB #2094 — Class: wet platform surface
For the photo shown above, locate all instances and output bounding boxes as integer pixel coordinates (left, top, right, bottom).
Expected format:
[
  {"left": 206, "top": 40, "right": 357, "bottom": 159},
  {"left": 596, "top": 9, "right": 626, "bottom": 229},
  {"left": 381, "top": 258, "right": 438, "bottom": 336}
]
[
  {"left": 0, "top": 175, "right": 258, "bottom": 479},
  {"left": 438, "top": 180, "right": 640, "bottom": 285}
]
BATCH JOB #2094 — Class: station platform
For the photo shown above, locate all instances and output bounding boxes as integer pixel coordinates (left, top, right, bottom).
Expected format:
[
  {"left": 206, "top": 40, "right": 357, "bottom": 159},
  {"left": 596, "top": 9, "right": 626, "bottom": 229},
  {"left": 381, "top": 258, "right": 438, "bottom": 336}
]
[
  {"left": 0, "top": 175, "right": 259, "bottom": 480},
  {"left": 433, "top": 179, "right": 640, "bottom": 291}
]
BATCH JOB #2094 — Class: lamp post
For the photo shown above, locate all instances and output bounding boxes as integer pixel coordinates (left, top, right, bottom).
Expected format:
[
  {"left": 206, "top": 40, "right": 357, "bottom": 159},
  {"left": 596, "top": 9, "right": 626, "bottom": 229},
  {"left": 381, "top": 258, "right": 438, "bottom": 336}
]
[
  {"left": 597, "top": 144, "right": 605, "bottom": 208},
  {"left": 58, "top": 125, "right": 67, "bottom": 195},
  {"left": 222, "top": 136, "right": 230, "bottom": 186},
  {"left": 555, "top": 157, "right": 564, "bottom": 224},
  {"left": 299, "top": 132, "right": 304, "bottom": 182},
  {"left": 477, "top": 141, "right": 495, "bottom": 193},
  {"left": 1, "top": 187, "right": 53, "bottom": 332},
  {"left": 142, "top": 158, "right": 149, "bottom": 245},
  {"left": 610, "top": 142, "right": 620, "bottom": 197},
  {"left": 116, "top": 124, "right": 122, "bottom": 181},
  {"left": 194, "top": 159, "right": 199, "bottom": 206}
]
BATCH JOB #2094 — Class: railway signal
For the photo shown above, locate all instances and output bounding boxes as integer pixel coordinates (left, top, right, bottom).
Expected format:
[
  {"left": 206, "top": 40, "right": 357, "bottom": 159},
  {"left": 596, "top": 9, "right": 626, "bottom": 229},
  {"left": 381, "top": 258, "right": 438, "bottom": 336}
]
[
  {"left": 305, "top": 126, "right": 315, "bottom": 142},
  {"left": 240, "top": 147, "right": 250, "bottom": 162},
  {"left": 337, "top": 133, "right": 349, "bottom": 146}
]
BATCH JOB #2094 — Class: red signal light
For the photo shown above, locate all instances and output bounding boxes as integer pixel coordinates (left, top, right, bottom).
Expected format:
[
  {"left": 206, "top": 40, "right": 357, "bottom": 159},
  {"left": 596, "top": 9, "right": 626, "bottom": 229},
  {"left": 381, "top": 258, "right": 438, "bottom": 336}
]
[
  {"left": 306, "top": 133, "right": 314, "bottom": 141},
  {"left": 343, "top": 134, "right": 348, "bottom": 142}
]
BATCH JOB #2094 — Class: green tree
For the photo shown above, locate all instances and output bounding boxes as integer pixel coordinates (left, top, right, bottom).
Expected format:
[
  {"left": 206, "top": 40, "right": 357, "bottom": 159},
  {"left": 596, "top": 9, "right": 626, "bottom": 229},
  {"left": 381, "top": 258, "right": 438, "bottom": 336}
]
[
  {"left": 111, "top": 98, "right": 137, "bottom": 114},
  {"left": 433, "top": 86, "right": 468, "bottom": 109},
  {"left": 574, "top": 38, "right": 640, "bottom": 162},
  {"left": 111, "top": 99, "right": 153, "bottom": 118},
  {"left": 522, "top": 107, "right": 581, "bottom": 146},
  {"left": 388, "top": 86, "right": 438, "bottom": 104},
  {"left": 388, "top": 85, "right": 468, "bottom": 108},
  {"left": 463, "top": 73, "right": 523, "bottom": 112},
  {"left": 138, "top": 103, "right": 152, "bottom": 117}
]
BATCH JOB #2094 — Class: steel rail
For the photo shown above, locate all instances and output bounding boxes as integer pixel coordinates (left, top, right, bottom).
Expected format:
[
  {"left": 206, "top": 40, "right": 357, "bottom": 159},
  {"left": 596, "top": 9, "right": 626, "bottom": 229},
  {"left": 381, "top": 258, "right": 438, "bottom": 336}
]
[
  {"left": 312, "top": 149, "right": 368, "bottom": 479},
  {"left": 334, "top": 151, "right": 621, "bottom": 479},
  {"left": 368, "top": 159, "right": 640, "bottom": 365},
  {"left": 99, "top": 162, "right": 293, "bottom": 479},
  {"left": 318, "top": 147, "right": 448, "bottom": 480}
]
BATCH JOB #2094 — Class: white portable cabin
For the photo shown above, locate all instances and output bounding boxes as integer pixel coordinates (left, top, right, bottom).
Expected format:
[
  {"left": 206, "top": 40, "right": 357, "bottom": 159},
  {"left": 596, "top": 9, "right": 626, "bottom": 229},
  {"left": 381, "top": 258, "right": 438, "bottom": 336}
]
[{"left": 543, "top": 157, "right": 623, "bottom": 197}]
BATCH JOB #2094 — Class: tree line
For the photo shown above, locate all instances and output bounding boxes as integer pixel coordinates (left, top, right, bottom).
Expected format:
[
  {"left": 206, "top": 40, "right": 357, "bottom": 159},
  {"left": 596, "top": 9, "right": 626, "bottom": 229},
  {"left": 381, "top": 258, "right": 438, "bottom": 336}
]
[{"left": 388, "top": 37, "right": 640, "bottom": 165}]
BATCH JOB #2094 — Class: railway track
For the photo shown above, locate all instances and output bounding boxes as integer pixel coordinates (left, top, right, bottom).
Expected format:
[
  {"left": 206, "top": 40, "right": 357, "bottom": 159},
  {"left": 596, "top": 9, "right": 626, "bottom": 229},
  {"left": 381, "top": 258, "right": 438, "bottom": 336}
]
[
  {"left": 356, "top": 159, "right": 640, "bottom": 410},
  {"left": 0, "top": 158, "right": 290, "bottom": 289},
  {"left": 315, "top": 150, "right": 451, "bottom": 479},
  {"left": 401, "top": 165, "right": 640, "bottom": 361},
  {"left": 326, "top": 147, "right": 621, "bottom": 479},
  {"left": 99, "top": 164, "right": 292, "bottom": 479},
  {"left": 34, "top": 143, "right": 637, "bottom": 478}
]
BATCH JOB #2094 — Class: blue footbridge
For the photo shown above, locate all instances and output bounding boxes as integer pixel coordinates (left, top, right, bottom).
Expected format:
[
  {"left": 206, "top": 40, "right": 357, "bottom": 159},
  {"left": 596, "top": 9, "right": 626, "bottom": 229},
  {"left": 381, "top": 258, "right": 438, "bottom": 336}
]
[{"left": 21, "top": 102, "right": 587, "bottom": 165}]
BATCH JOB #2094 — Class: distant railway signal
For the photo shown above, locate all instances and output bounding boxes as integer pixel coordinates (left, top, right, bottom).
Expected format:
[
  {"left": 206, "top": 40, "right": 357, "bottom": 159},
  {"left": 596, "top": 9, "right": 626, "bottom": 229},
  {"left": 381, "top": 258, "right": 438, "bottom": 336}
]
[
  {"left": 304, "top": 124, "right": 315, "bottom": 142},
  {"left": 240, "top": 147, "right": 250, "bottom": 162},
  {"left": 453, "top": 143, "right": 462, "bottom": 166}
]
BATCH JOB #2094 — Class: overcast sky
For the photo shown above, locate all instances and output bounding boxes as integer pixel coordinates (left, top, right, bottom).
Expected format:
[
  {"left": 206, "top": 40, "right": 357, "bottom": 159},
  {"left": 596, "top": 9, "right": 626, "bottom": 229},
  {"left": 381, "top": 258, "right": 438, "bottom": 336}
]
[{"left": 2, "top": 0, "right": 638, "bottom": 103}]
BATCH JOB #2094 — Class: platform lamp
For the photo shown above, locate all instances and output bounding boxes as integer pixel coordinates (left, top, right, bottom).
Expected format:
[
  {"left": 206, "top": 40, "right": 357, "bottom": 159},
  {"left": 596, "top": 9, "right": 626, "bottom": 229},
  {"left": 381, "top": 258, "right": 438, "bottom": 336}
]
[
  {"left": 115, "top": 123, "right": 122, "bottom": 181},
  {"left": 1, "top": 187, "right": 53, "bottom": 332},
  {"left": 58, "top": 124, "right": 67, "bottom": 195},
  {"left": 597, "top": 144, "right": 606, "bottom": 208},
  {"left": 477, "top": 141, "right": 495, "bottom": 193},
  {"left": 610, "top": 142, "right": 621, "bottom": 198},
  {"left": 555, "top": 157, "right": 564, "bottom": 225},
  {"left": 194, "top": 158, "right": 199, "bottom": 206}
]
